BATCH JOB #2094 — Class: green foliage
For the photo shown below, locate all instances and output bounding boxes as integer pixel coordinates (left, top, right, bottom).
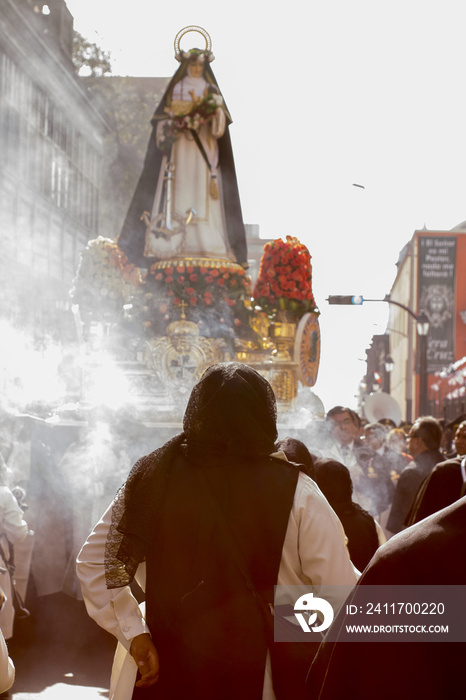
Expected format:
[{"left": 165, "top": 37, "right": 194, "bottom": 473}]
[{"left": 72, "top": 31, "right": 112, "bottom": 77}]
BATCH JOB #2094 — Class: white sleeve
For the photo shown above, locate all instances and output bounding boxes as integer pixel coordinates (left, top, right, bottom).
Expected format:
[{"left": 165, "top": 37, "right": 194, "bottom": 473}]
[
  {"left": 210, "top": 107, "right": 226, "bottom": 139},
  {"left": 375, "top": 519, "right": 387, "bottom": 546},
  {"left": 76, "top": 502, "right": 150, "bottom": 651},
  {"left": 0, "top": 629, "right": 14, "bottom": 694},
  {"left": 0, "top": 487, "right": 28, "bottom": 545},
  {"left": 278, "top": 473, "right": 359, "bottom": 610}
]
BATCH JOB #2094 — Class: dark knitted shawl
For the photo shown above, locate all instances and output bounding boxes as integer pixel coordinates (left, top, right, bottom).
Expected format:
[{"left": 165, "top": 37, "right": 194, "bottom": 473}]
[{"left": 104, "top": 362, "right": 279, "bottom": 589}]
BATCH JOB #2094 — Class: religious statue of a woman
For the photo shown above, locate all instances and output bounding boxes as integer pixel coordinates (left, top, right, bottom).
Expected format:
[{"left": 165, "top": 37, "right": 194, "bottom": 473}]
[{"left": 117, "top": 27, "right": 248, "bottom": 269}]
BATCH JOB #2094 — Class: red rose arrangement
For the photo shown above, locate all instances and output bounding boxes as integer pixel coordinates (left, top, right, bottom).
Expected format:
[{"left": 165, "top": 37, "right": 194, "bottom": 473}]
[
  {"left": 253, "top": 236, "right": 318, "bottom": 319},
  {"left": 142, "top": 261, "right": 252, "bottom": 333}
]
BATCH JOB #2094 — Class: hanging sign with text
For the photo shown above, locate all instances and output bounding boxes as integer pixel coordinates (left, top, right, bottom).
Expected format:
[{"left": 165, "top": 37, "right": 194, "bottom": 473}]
[{"left": 417, "top": 236, "right": 456, "bottom": 373}]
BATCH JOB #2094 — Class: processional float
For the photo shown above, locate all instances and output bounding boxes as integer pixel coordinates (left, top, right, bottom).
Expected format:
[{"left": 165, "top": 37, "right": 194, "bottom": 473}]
[{"left": 70, "top": 26, "right": 321, "bottom": 422}]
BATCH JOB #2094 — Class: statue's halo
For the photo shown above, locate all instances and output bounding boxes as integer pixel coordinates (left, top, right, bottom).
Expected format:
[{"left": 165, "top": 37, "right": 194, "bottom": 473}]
[{"left": 174, "top": 26, "right": 212, "bottom": 56}]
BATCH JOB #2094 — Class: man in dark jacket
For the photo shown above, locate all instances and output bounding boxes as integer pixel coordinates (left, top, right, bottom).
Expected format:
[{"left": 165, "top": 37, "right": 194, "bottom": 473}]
[
  {"left": 405, "top": 419, "right": 466, "bottom": 525},
  {"left": 386, "top": 416, "right": 443, "bottom": 534},
  {"left": 307, "top": 496, "right": 466, "bottom": 700},
  {"left": 324, "top": 407, "right": 384, "bottom": 516}
]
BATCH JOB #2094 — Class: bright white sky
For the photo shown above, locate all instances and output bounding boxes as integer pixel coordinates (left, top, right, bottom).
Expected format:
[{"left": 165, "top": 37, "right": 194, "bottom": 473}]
[{"left": 65, "top": 0, "right": 466, "bottom": 413}]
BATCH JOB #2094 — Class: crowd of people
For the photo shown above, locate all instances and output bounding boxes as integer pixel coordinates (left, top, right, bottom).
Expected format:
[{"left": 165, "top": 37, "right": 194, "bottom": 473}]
[
  {"left": 1, "top": 364, "right": 465, "bottom": 698},
  {"left": 72, "top": 365, "right": 464, "bottom": 700},
  {"left": 1, "top": 32, "right": 463, "bottom": 697}
]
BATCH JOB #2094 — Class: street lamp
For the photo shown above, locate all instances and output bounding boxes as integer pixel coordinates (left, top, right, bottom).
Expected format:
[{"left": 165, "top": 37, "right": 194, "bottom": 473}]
[
  {"left": 415, "top": 311, "right": 430, "bottom": 417},
  {"left": 327, "top": 294, "right": 430, "bottom": 417},
  {"left": 383, "top": 353, "right": 394, "bottom": 394},
  {"left": 384, "top": 354, "right": 395, "bottom": 373},
  {"left": 416, "top": 311, "right": 430, "bottom": 337}
]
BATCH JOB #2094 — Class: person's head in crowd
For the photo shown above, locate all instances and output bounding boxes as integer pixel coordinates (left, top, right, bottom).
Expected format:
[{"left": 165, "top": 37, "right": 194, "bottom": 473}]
[
  {"left": 407, "top": 416, "right": 442, "bottom": 458},
  {"left": 312, "top": 457, "right": 380, "bottom": 572},
  {"left": 183, "top": 361, "right": 278, "bottom": 461},
  {"left": 399, "top": 421, "right": 413, "bottom": 436},
  {"left": 326, "top": 406, "right": 361, "bottom": 446},
  {"left": 312, "top": 457, "right": 354, "bottom": 507},
  {"left": 378, "top": 418, "right": 397, "bottom": 430},
  {"left": 386, "top": 428, "right": 409, "bottom": 454},
  {"left": 363, "top": 422, "right": 387, "bottom": 452},
  {"left": 453, "top": 420, "right": 466, "bottom": 456},
  {"left": 275, "top": 437, "right": 314, "bottom": 478}
]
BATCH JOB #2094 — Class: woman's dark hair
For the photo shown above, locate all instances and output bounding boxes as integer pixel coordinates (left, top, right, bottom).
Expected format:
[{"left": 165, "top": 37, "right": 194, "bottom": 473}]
[
  {"left": 312, "top": 457, "right": 379, "bottom": 571},
  {"left": 275, "top": 437, "right": 315, "bottom": 478},
  {"left": 312, "top": 458, "right": 353, "bottom": 505}
]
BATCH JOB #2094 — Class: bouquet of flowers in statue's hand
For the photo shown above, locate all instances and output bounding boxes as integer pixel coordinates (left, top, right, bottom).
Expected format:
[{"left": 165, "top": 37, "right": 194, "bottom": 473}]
[
  {"left": 252, "top": 236, "right": 318, "bottom": 321},
  {"left": 158, "top": 92, "right": 224, "bottom": 151}
]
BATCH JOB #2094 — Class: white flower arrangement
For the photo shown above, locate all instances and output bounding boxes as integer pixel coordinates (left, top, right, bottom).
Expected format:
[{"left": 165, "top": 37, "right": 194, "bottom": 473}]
[
  {"left": 175, "top": 49, "right": 215, "bottom": 63},
  {"left": 70, "top": 237, "right": 142, "bottom": 316}
]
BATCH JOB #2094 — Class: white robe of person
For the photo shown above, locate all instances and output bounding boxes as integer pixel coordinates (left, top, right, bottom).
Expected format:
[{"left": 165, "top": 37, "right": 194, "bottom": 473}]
[
  {"left": 0, "top": 485, "right": 29, "bottom": 639},
  {"left": 150, "top": 73, "right": 233, "bottom": 261},
  {"left": 76, "top": 454, "right": 359, "bottom": 700},
  {"left": 0, "top": 628, "right": 15, "bottom": 693}
]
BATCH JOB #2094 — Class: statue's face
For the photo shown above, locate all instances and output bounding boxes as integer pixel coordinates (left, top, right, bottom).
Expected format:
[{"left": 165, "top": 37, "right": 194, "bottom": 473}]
[{"left": 188, "top": 62, "right": 204, "bottom": 78}]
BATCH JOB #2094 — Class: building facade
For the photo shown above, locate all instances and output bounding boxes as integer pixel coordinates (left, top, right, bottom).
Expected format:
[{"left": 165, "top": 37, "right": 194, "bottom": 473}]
[
  {"left": 0, "top": 0, "right": 111, "bottom": 340},
  {"left": 371, "top": 225, "right": 466, "bottom": 422}
]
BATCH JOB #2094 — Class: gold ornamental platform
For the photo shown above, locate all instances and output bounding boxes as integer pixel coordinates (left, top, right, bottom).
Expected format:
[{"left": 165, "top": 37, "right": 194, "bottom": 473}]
[{"left": 72, "top": 244, "right": 321, "bottom": 419}]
